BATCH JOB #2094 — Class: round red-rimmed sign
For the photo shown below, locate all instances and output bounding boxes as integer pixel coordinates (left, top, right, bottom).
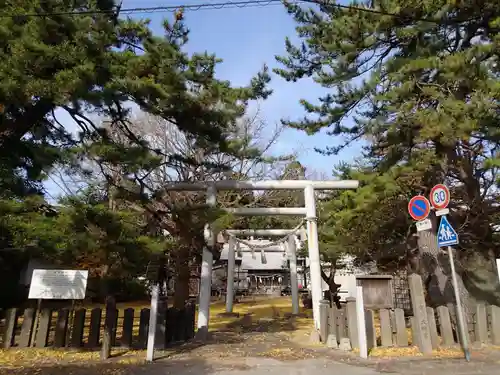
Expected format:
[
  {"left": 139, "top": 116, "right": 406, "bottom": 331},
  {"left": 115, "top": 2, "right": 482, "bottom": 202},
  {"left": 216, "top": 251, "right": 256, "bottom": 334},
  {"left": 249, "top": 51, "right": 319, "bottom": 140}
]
[
  {"left": 408, "top": 195, "right": 431, "bottom": 221},
  {"left": 430, "top": 184, "right": 450, "bottom": 209}
]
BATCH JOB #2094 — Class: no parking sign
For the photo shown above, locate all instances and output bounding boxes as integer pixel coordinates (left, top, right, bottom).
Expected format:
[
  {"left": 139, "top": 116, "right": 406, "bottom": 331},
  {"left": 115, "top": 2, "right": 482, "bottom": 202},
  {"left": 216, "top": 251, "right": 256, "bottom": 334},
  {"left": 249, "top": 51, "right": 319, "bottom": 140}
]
[{"left": 407, "top": 195, "right": 431, "bottom": 221}]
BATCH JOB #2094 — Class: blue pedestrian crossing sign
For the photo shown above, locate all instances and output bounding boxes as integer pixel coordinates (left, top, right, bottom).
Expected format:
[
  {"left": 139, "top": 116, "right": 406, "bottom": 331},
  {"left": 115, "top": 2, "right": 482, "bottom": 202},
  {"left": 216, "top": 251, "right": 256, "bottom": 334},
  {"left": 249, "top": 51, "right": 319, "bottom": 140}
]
[{"left": 437, "top": 216, "right": 459, "bottom": 247}]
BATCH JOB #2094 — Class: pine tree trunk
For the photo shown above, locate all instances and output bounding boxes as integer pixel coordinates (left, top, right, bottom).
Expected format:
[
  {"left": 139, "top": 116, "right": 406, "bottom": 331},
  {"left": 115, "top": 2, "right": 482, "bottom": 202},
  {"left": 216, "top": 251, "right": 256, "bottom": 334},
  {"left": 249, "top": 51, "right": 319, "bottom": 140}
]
[
  {"left": 101, "top": 181, "right": 117, "bottom": 360},
  {"left": 417, "top": 213, "right": 475, "bottom": 325},
  {"left": 100, "top": 270, "right": 115, "bottom": 360},
  {"left": 173, "top": 246, "right": 191, "bottom": 309}
]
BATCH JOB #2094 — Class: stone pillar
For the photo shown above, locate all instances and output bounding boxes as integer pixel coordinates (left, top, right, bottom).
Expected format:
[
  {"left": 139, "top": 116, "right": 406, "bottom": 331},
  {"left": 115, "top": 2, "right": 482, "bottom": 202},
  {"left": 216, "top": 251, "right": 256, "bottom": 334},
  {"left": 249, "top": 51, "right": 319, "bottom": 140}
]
[
  {"left": 408, "top": 274, "right": 432, "bottom": 354},
  {"left": 345, "top": 297, "right": 359, "bottom": 348}
]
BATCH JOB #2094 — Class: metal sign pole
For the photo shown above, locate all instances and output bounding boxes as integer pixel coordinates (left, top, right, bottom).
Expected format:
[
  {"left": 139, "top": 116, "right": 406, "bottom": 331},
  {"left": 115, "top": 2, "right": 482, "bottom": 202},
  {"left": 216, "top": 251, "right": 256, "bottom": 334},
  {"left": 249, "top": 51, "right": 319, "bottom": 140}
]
[{"left": 447, "top": 245, "right": 470, "bottom": 362}]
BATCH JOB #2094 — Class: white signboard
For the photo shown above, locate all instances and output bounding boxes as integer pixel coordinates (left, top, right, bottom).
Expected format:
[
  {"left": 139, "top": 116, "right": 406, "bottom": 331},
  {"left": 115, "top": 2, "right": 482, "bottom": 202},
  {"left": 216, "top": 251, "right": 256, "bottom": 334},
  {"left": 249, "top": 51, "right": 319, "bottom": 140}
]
[
  {"left": 28, "top": 269, "right": 89, "bottom": 300},
  {"left": 416, "top": 218, "right": 432, "bottom": 232}
]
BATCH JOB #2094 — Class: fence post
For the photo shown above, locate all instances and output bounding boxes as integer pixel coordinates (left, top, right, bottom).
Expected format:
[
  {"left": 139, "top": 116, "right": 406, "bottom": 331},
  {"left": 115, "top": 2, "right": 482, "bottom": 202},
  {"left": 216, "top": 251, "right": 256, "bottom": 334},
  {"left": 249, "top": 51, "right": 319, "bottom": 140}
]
[
  {"left": 35, "top": 309, "right": 52, "bottom": 348},
  {"left": 121, "top": 308, "right": 135, "bottom": 348},
  {"left": 2, "top": 308, "right": 17, "bottom": 349},
  {"left": 326, "top": 307, "right": 338, "bottom": 348},
  {"left": 379, "top": 309, "right": 392, "bottom": 347},
  {"left": 408, "top": 274, "right": 432, "bottom": 354},
  {"left": 319, "top": 300, "right": 329, "bottom": 342},
  {"left": 426, "top": 307, "right": 439, "bottom": 350},
  {"left": 101, "top": 301, "right": 117, "bottom": 359},
  {"left": 437, "top": 306, "right": 454, "bottom": 346},
  {"left": 345, "top": 297, "right": 359, "bottom": 349},
  {"left": 488, "top": 305, "right": 500, "bottom": 345},
  {"left": 365, "top": 309, "right": 376, "bottom": 350},
  {"left": 138, "top": 308, "right": 150, "bottom": 348},
  {"left": 71, "top": 308, "right": 86, "bottom": 348},
  {"left": 155, "top": 300, "right": 168, "bottom": 348},
  {"left": 88, "top": 308, "right": 102, "bottom": 348},
  {"left": 394, "top": 308, "right": 408, "bottom": 346},
  {"left": 54, "top": 309, "right": 69, "bottom": 348},
  {"left": 185, "top": 302, "right": 196, "bottom": 340},
  {"left": 19, "top": 308, "right": 36, "bottom": 348},
  {"left": 474, "top": 303, "right": 488, "bottom": 344}
]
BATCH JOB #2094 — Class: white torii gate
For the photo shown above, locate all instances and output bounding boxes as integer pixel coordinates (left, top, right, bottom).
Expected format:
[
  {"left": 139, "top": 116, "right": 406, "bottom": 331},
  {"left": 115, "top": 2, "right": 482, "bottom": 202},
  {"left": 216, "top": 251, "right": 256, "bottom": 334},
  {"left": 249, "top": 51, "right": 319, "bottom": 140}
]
[
  {"left": 161, "top": 180, "right": 359, "bottom": 339},
  {"left": 223, "top": 229, "right": 303, "bottom": 315}
]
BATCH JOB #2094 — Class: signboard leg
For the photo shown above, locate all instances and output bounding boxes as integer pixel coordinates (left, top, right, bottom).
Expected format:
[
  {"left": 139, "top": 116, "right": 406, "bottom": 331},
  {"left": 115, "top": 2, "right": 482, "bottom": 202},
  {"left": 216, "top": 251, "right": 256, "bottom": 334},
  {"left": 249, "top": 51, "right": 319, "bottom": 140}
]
[{"left": 447, "top": 246, "right": 470, "bottom": 361}]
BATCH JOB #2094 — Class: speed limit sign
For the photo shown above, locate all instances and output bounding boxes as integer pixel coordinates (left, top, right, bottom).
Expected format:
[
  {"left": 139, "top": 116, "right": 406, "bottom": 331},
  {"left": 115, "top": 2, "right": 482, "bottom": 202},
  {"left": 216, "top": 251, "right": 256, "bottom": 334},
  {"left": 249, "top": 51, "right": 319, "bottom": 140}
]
[{"left": 430, "top": 184, "right": 450, "bottom": 209}]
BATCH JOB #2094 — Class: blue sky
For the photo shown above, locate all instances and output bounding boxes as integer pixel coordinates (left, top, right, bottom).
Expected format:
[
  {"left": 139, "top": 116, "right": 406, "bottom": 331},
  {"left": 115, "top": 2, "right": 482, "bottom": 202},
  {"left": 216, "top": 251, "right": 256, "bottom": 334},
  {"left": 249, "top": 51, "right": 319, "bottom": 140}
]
[{"left": 45, "top": 0, "right": 363, "bottom": 198}]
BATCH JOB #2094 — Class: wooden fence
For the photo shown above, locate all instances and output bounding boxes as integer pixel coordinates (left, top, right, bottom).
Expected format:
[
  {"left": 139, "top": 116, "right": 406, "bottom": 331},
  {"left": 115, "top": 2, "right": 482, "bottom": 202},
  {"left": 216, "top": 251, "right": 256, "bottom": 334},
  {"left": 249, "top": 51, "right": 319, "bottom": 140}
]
[
  {"left": 1, "top": 303, "right": 196, "bottom": 350},
  {"left": 320, "top": 300, "right": 500, "bottom": 351},
  {"left": 319, "top": 275, "right": 500, "bottom": 353}
]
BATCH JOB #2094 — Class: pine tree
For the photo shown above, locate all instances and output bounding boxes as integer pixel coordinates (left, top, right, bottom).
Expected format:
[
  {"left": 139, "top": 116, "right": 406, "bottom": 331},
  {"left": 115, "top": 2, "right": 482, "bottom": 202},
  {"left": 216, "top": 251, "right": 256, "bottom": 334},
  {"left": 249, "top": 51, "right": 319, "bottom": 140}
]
[
  {"left": 276, "top": 0, "right": 500, "bottom": 308},
  {"left": 0, "top": 0, "right": 272, "bottom": 309},
  {"left": 0, "top": 0, "right": 271, "bottom": 196}
]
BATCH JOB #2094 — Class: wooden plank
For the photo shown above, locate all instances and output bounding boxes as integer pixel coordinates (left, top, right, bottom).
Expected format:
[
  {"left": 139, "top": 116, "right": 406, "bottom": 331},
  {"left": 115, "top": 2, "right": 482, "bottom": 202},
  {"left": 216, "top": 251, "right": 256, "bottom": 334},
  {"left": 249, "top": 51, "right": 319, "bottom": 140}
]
[
  {"left": 2, "top": 308, "right": 18, "bottom": 349},
  {"left": 489, "top": 305, "right": 500, "bottom": 345},
  {"left": 54, "top": 309, "right": 69, "bottom": 348},
  {"left": 437, "top": 306, "right": 454, "bottom": 346},
  {"left": 155, "top": 301, "right": 167, "bottom": 348},
  {"left": 394, "top": 308, "right": 408, "bottom": 346},
  {"left": 474, "top": 303, "right": 488, "bottom": 343},
  {"left": 165, "top": 308, "right": 177, "bottom": 344},
  {"left": 138, "top": 308, "right": 150, "bottom": 348},
  {"left": 106, "top": 308, "right": 118, "bottom": 347},
  {"left": 426, "top": 307, "right": 439, "bottom": 349},
  {"left": 379, "top": 309, "right": 393, "bottom": 347},
  {"left": 345, "top": 297, "right": 358, "bottom": 348},
  {"left": 70, "top": 308, "right": 86, "bottom": 348},
  {"left": 121, "top": 308, "right": 134, "bottom": 348},
  {"left": 185, "top": 303, "right": 196, "bottom": 340},
  {"left": 88, "top": 308, "right": 102, "bottom": 347},
  {"left": 19, "top": 308, "right": 36, "bottom": 348},
  {"left": 365, "top": 309, "right": 376, "bottom": 350},
  {"left": 178, "top": 308, "right": 187, "bottom": 342},
  {"left": 35, "top": 309, "right": 52, "bottom": 348}
]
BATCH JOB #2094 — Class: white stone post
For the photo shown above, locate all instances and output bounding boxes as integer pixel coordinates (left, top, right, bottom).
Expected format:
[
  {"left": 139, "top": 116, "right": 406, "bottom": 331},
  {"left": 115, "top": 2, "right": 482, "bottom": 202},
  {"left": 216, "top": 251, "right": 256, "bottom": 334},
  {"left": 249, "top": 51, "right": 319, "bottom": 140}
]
[
  {"left": 287, "top": 235, "right": 300, "bottom": 315},
  {"left": 196, "top": 185, "right": 216, "bottom": 339},
  {"left": 304, "top": 184, "right": 322, "bottom": 331},
  {"left": 356, "top": 285, "right": 368, "bottom": 359},
  {"left": 226, "top": 236, "right": 236, "bottom": 313},
  {"left": 146, "top": 283, "right": 159, "bottom": 361}
]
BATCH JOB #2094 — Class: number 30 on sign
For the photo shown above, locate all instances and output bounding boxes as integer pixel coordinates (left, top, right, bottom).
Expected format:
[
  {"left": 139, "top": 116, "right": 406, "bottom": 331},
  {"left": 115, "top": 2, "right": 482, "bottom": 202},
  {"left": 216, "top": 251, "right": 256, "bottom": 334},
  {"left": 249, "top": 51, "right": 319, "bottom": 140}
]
[{"left": 430, "top": 184, "right": 450, "bottom": 210}]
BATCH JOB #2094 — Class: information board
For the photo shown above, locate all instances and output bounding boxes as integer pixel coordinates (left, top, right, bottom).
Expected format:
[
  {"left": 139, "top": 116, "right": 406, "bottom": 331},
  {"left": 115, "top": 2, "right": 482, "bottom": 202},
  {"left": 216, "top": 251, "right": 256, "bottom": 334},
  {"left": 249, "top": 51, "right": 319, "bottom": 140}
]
[{"left": 28, "top": 269, "right": 89, "bottom": 300}]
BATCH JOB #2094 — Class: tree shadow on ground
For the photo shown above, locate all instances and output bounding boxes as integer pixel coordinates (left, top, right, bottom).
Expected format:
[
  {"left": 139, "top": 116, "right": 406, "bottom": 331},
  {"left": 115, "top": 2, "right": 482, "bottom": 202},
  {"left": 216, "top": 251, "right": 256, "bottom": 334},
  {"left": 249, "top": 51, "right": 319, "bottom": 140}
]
[
  {"left": 0, "top": 356, "right": 215, "bottom": 375},
  {"left": 153, "top": 305, "right": 313, "bottom": 359},
  {"left": 221, "top": 313, "right": 307, "bottom": 334}
]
